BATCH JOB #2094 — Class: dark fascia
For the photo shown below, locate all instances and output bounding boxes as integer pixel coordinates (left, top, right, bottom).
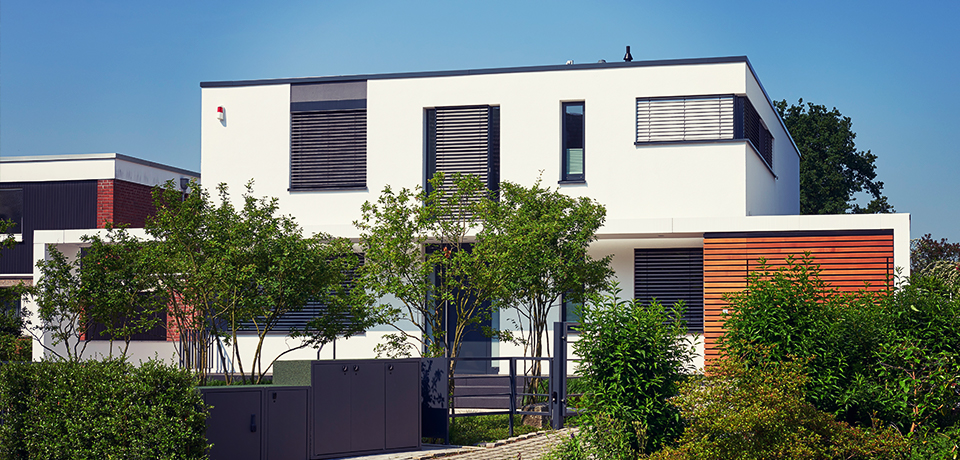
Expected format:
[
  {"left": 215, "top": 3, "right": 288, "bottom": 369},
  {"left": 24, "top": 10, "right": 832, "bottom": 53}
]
[
  {"left": 200, "top": 55, "right": 800, "bottom": 160},
  {"left": 200, "top": 56, "right": 752, "bottom": 88}
]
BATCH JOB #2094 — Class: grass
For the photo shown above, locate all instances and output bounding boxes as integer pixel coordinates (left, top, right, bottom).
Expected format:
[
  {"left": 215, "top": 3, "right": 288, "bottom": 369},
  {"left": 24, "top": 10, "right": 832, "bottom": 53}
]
[{"left": 448, "top": 414, "right": 544, "bottom": 446}]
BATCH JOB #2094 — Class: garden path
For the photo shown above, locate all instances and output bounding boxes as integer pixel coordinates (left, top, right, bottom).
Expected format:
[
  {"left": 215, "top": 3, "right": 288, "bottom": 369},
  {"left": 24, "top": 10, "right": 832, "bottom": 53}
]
[{"left": 333, "top": 428, "right": 576, "bottom": 460}]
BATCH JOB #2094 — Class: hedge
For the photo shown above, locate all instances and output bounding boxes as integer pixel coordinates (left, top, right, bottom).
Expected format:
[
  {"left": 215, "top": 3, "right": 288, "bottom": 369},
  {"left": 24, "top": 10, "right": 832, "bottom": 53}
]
[{"left": 0, "top": 359, "right": 208, "bottom": 460}]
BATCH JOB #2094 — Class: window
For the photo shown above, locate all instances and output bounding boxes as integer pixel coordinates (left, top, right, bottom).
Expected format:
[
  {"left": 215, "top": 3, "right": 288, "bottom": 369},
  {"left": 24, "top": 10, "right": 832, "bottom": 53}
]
[
  {"left": 426, "top": 105, "right": 500, "bottom": 205},
  {"left": 635, "top": 95, "right": 773, "bottom": 169},
  {"left": 561, "top": 292, "right": 582, "bottom": 323},
  {"left": 267, "top": 253, "right": 365, "bottom": 333},
  {"left": 561, "top": 102, "right": 585, "bottom": 182},
  {"left": 290, "top": 109, "right": 367, "bottom": 190},
  {"left": 634, "top": 247, "right": 704, "bottom": 332},
  {"left": 0, "top": 188, "right": 23, "bottom": 234}
]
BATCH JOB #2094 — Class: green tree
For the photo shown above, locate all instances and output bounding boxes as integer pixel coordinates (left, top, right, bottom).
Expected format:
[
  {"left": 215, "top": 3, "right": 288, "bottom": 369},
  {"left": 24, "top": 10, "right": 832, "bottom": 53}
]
[
  {"left": 147, "top": 180, "right": 375, "bottom": 383},
  {"left": 0, "top": 219, "right": 29, "bottom": 361},
  {"left": 575, "top": 285, "right": 697, "bottom": 455},
  {"left": 31, "top": 246, "right": 88, "bottom": 361},
  {"left": 775, "top": 99, "right": 893, "bottom": 214},
  {"left": 78, "top": 227, "right": 169, "bottom": 359},
  {"left": 477, "top": 178, "right": 612, "bottom": 382},
  {"left": 356, "top": 173, "right": 505, "bottom": 364},
  {"left": 911, "top": 233, "right": 960, "bottom": 272}
]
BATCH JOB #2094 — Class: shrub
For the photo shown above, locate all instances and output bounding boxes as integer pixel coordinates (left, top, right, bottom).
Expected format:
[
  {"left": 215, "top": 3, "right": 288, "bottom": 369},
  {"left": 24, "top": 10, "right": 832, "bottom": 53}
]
[
  {"left": 719, "top": 255, "right": 888, "bottom": 425},
  {"left": 720, "top": 254, "right": 960, "bottom": 435},
  {"left": 0, "top": 359, "right": 208, "bottom": 460},
  {"left": 649, "top": 349, "right": 908, "bottom": 460},
  {"left": 574, "top": 285, "right": 697, "bottom": 455}
]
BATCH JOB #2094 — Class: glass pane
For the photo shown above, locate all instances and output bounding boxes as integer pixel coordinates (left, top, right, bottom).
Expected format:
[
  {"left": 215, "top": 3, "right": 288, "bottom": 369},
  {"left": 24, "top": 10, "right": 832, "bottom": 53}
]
[
  {"left": 565, "top": 148, "right": 584, "bottom": 175},
  {"left": 0, "top": 189, "right": 23, "bottom": 233},
  {"left": 565, "top": 104, "right": 583, "bottom": 116}
]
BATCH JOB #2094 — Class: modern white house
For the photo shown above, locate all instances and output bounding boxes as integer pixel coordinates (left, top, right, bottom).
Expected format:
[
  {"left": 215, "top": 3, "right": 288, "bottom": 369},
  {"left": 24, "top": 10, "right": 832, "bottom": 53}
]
[
  {"left": 5, "top": 56, "right": 909, "bottom": 372},
  {"left": 198, "top": 56, "right": 910, "bottom": 371}
]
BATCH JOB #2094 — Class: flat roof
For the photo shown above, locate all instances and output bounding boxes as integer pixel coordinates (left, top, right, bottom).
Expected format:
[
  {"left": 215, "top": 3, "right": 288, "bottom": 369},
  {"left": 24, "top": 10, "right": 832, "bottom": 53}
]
[
  {"left": 0, "top": 153, "right": 199, "bottom": 177},
  {"left": 200, "top": 55, "right": 753, "bottom": 88}
]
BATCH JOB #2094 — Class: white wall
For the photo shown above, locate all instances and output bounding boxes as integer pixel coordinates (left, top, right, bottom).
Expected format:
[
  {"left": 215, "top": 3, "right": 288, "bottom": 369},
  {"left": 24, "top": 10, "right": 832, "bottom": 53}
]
[
  {"left": 1, "top": 153, "right": 197, "bottom": 187},
  {"left": 200, "top": 61, "right": 802, "bottom": 238}
]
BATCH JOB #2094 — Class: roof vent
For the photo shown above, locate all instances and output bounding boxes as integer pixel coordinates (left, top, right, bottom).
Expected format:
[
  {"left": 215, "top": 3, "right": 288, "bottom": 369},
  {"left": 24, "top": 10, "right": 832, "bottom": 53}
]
[
  {"left": 598, "top": 59, "right": 607, "bottom": 63},
  {"left": 566, "top": 60, "right": 574, "bottom": 65},
  {"left": 623, "top": 46, "right": 633, "bottom": 62}
]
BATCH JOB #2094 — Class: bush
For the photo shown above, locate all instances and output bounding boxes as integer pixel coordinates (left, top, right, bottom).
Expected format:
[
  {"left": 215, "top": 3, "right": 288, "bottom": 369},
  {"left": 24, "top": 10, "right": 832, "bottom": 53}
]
[
  {"left": 574, "top": 285, "right": 697, "bottom": 456},
  {"left": 719, "top": 255, "right": 888, "bottom": 424},
  {"left": 720, "top": 254, "right": 960, "bottom": 435},
  {"left": 0, "top": 359, "right": 208, "bottom": 460},
  {"left": 649, "top": 350, "right": 908, "bottom": 460}
]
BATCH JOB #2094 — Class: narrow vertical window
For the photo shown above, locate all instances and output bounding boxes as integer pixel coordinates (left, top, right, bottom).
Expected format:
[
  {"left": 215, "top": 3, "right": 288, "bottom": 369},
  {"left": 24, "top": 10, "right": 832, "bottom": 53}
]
[{"left": 561, "top": 102, "right": 585, "bottom": 182}]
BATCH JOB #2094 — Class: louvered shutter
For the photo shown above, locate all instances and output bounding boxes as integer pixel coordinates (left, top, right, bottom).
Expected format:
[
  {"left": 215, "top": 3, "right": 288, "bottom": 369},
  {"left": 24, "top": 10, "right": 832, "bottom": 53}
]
[
  {"left": 738, "top": 96, "right": 774, "bottom": 168},
  {"left": 634, "top": 247, "right": 704, "bottom": 332},
  {"left": 245, "top": 254, "right": 365, "bottom": 332},
  {"left": 426, "top": 105, "right": 500, "bottom": 209},
  {"left": 290, "top": 109, "right": 366, "bottom": 190},
  {"left": 636, "top": 96, "right": 734, "bottom": 143}
]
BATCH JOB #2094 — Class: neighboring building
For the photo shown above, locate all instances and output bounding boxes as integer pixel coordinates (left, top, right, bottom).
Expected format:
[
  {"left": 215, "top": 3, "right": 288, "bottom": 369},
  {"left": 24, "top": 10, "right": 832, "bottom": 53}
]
[
  {"left": 0, "top": 153, "right": 199, "bottom": 361},
  {"left": 198, "top": 56, "right": 910, "bottom": 370}
]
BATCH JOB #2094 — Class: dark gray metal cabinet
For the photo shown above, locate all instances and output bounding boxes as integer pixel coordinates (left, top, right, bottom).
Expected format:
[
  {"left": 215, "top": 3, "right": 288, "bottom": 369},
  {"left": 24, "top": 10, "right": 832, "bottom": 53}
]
[
  {"left": 201, "top": 386, "right": 309, "bottom": 460},
  {"left": 202, "top": 388, "right": 263, "bottom": 460},
  {"left": 310, "top": 359, "right": 420, "bottom": 458},
  {"left": 385, "top": 361, "right": 420, "bottom": 449},
  {"left": 266, "top": 388, "right": 308, "bottom": 460}
]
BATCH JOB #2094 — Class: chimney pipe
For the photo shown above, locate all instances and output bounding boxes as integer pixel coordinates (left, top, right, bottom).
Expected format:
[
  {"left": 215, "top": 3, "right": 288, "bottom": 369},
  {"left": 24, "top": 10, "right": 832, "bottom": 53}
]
[{"left": 623, "top": 46, "right": 633, "bottom": 62}]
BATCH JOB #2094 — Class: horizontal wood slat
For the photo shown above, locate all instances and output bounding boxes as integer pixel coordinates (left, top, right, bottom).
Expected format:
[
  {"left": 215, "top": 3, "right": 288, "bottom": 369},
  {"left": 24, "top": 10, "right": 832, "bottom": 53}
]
[{"left": 702, "top": 231, "right": 894, "bottom": 361}]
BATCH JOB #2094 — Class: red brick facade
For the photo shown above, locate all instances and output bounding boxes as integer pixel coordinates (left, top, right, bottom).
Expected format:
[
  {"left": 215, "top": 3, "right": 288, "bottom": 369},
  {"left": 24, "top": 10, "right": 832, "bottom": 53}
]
[{"left": 96, "top": 179, "right": 157, "bottom": 228}]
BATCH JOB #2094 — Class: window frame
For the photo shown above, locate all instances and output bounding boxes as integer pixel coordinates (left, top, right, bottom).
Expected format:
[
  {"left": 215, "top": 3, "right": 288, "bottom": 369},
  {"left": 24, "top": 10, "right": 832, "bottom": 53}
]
[{"left": 560, "top": 101, "right": 586, "bottom": 183}]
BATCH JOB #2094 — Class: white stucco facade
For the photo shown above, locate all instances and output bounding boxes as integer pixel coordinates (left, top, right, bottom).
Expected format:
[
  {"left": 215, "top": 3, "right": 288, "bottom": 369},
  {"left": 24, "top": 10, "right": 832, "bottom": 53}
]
[{"left": 191, "top": 56, "right": 910, "bottom": 372}]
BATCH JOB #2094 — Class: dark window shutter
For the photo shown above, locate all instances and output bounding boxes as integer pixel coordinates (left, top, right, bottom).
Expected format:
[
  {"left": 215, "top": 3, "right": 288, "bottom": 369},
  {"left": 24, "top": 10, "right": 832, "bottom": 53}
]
[
  {"left": 426, "top": 105, "right": 500, "bottom": 209},
  {"left": 265, "top": 254, "right": 365, "bottom": 333},
  {"left": 634, "top": 247, "right": 704, "bottom": 332},
  {"left": 290, "top": 109, "right": 366, "bottom": 190},
  {"left": 738, "top": 96, "right": 773, "bottom": 168}
]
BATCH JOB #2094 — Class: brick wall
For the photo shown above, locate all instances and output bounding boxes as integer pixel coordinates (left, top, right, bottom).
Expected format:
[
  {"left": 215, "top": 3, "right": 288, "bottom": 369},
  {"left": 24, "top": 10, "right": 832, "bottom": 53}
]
[
  {"left": 96, "top": 180, "right": 115, "bottom": 228},
  {"left": 95, "top": 179, "right": 157, "bottom": 228}
]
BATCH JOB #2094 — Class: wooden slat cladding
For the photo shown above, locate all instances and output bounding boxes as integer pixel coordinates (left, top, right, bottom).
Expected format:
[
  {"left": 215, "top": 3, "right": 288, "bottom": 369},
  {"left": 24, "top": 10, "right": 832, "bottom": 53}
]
[
  {"left": 702, "top": 231, "right": 894, "bottom": 360},
  {"left": 634, "top": 248, "right": 704, "bottom": 332},
  {"left": 636, "top": 96, "right": 735, "bottom": 143},
  {"left": 290, "top": 109, "right": 366, "bottom": 190},
  {"left": 426, "top": 105, "right": 500, "bottom": 215}
]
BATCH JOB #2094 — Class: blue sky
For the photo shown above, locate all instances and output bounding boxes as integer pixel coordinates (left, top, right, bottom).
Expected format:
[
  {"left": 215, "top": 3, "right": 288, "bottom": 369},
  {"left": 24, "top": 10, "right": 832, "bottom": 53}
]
[{"left": 2, "top": 1, "right": 957, "bottom": 242}]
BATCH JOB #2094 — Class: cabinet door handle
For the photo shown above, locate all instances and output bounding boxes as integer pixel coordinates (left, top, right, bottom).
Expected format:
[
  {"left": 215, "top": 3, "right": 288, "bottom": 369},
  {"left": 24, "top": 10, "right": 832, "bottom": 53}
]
[
  {"left": 388, "top": 364, "right": 394, "bottom": 371},
  {"left": 250, "top": 414, "right": 257, "bottom": 432},
  {"left": 353, "top": 365, "right": 360, "bottom": 372},
  {"left": 342, "top": 365, "right": 349, "bottom": 373}
]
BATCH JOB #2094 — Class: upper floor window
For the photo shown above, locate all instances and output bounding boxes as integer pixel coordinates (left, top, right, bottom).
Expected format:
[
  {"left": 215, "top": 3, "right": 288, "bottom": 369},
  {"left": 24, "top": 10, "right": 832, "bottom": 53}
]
[
  {"left": 290, "top": 109, "right": 367, "bottom": 190},
  {"left": 0, "top": 188, "right": 23, "bottom": 234},
  {"left": 635, "top": 95, "right": 773, "bottom": 169},
  {"left": 289, "top": 81, "right": 368, "bottom": 191},
  {"left": 426, "top": 105, "right": 500, "bottom": 204},
  {"left": 561, "top": 102, "right": 585, "bottom": 183}
]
